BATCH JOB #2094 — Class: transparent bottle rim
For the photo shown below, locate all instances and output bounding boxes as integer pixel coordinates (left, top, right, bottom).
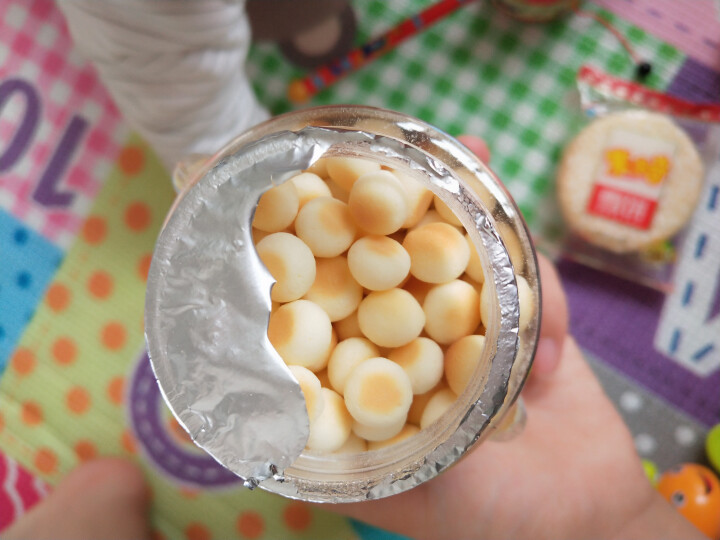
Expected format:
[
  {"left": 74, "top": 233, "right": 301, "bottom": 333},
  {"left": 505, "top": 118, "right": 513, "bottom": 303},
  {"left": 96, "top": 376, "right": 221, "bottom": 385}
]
[{"left": 147, "top": 105, "right": 541, "bottom": 502}]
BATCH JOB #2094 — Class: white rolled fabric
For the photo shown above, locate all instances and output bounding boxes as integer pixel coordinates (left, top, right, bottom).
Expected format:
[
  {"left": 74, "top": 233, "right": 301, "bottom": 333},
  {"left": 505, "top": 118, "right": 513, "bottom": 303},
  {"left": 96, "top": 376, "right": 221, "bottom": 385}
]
[{"left": 57, "top": 0, "right": 268, "bottom": 170}]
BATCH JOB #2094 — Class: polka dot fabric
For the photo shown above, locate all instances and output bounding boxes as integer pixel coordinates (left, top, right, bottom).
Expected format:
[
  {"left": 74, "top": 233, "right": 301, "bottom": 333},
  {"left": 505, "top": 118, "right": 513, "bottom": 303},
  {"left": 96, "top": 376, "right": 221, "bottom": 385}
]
[
  {"left": 0, "top": 210, "right": 62, "bottom": 369},
  {"left": 0, "top": 136, "right": 171, "bottom": 482},
  {"left": 0, "top": 134, "right": 359, "bottom": 540}
]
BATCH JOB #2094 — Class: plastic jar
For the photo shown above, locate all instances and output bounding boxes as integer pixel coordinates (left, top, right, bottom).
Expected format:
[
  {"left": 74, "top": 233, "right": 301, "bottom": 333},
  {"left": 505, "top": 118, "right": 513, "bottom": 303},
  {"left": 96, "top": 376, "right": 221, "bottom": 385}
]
[{"left": 146, "top": 105, "right": 541, "bottom": 502}]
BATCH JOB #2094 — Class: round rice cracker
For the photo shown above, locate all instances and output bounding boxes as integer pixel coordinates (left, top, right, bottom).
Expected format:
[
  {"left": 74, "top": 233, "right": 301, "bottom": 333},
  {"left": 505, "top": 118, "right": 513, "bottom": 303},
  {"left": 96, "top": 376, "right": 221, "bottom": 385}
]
[{"left": 557, "top": 111, "right": 703, "bottom": 253}]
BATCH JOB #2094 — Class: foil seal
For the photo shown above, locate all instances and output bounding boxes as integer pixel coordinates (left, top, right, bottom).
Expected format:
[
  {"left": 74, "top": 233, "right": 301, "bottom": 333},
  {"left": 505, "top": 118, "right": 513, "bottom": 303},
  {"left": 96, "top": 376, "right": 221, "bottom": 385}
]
[{"left": 145, "top": 125, "right": 520, "bottom": 500}]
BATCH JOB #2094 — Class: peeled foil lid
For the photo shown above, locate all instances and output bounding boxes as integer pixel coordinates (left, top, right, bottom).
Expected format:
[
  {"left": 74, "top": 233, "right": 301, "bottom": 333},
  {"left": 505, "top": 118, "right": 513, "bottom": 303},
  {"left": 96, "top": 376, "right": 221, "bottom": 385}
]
[{"left": 145, "top": 126, "right": 520, "bottom": 496}]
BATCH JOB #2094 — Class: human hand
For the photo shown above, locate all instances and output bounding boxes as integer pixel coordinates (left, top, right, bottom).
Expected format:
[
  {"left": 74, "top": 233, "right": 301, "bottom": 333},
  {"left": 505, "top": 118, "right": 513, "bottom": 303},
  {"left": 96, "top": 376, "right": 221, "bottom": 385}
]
[
  {"left": 326, "top": 135, "right": 706, "bottom": 540},
  {"left": 3, "top": 458, "right": 150, "bottom": 540}
]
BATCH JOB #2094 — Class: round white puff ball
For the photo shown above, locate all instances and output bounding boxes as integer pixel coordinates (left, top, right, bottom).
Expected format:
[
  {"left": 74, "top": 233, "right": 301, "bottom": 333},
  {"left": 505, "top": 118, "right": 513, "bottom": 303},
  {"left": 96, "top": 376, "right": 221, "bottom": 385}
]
[
  {"left": 497, "top": 222, "right": 525, "bottom": 275},
  {"left": 409, "top": 209, "right": 460, "bottom": 231},
  {"left": 288, "top": 365, "right": 325, "bottom": 422},
  {"left": 348, "top": 171, "right": 408, "bottom": 235},
  {"left": 389, "top": 337, "right": 444, "bottom": 395},
  {"left": 420, "top": 388, "right": 458, "bottom": 430},
  {"left": 393, "top": 170, "right": 434, "bottom": 228},
  {"left": 464, "top": 234, "right": 485, "bottom": 284},
  {"left": 324, "top": 177, "right": 350, "bottom": 203},
  {"left": 517, "top": 275, "right": 535, "bottom": 331},
  {"left": 480, "top": 281, "right": 494, "bottom": 329},
  {"left": 403, "top": 222, "right": 470, "bottom": 284},
  {"left": 423, "top": 280, "right": 481, "bottom": 344},
  {"left": 325, "top": 156, "right": 381, "bottom": 192},
  {"left": 433, "top": 194, "right": 463, "bottom": 227},
  {"left": 358, "top": 289, "right": 425, "bottom": 348},
  {"left": 352, "top": 416, "right": 406, "bottom": 442},
  {"left": 256, "top": 232, "right": 316, "bottom": 303},
  {"left": 295, "top": 197, "right": 357, "bottom": 258},
  {"left": 303, "top": 256, "right": 363, "bottom": 322},
  {"left": 334, "top": 310, "right": 363, "bottom": 341},
  {"left": 343, "top": 357, "right": 413, "bottom": 429},
  {"left": 367, "top": 424, "right": 420, "bottom": 451},
  {"left": 306, "top": 388, "right": 352, "bottom": 452},
  {"left": 444, "top": 334, "right": 487, "bottom": 396},
  {"left": 268, "top": 299, "right": 333, "bottom": 372},
  {"left": 290, "top": 172, "right": 332, "bottom": 207},
  {"left": 315, "top": 369, "right": 331, "bottom": 388},
  {"left": 306, "top": 157, "right": 329, "bottom": 178},
  {"left": 253, "top": 181, "right": 300, "bottom": 233},
  {"left": 403, "top": 276, "right": 434, "bottom": 306},
  {"left": 327, "top": 337, "right": 380, "bottom": 395},
  {"left": 333, "top": 432, "right": 368, "bottom": 454},
  {"left": 347, "top": 235, "right": 410, "bottom": 291},
  {"left": 407, "top": 381, "right": 447, "bottom": 426}
]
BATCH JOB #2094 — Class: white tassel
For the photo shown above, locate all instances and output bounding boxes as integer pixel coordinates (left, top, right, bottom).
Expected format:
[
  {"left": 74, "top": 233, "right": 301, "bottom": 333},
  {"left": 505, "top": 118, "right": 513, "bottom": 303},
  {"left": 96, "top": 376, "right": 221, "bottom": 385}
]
[{"left": 57, "top": 0, "right": 269, "bottom": 171}]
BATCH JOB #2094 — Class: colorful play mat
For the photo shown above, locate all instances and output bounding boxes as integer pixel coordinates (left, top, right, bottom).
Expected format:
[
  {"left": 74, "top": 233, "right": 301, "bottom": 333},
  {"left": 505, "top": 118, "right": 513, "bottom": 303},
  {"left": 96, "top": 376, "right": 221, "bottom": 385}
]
[{"left": 1, "top": 1, "right": 719, "bottom": 538}]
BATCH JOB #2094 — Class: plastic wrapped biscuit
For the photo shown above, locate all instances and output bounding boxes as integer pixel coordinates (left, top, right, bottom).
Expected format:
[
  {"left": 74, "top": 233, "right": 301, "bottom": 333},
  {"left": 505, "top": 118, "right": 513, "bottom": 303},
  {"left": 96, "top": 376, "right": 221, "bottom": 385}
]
[{"left": 557, "top": 110, "right": 703, "bottom": 254}]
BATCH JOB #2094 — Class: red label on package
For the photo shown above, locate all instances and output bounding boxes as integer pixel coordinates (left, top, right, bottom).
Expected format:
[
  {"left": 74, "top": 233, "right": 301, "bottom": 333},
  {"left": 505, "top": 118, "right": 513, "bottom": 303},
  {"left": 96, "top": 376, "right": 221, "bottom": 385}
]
[
  {"left": 587, "top": 184, "right": 658, "bottom": 229},
  {"left": 586, "top": 130, "right": 674, "bottom": 229}
]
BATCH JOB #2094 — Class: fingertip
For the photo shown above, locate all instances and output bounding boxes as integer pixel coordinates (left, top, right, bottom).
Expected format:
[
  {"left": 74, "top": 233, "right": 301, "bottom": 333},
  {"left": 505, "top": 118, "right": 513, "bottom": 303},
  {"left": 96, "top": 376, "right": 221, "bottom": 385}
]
[
  {"left": 531, "top": 336, "right": 561, "bottom": 378},
  {"left": 536, "top": 253, "right": 568, "bottom": 348},
  {"left": 457, "top": 135, "right": 491, "bottom": 163}
]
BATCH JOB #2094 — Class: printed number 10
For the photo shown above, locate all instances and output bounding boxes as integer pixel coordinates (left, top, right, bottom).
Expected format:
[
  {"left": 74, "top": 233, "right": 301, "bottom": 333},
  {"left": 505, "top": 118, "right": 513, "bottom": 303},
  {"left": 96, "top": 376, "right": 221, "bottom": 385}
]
[{"left": 0, "top": 77, "right": 87, "bottom": 208}]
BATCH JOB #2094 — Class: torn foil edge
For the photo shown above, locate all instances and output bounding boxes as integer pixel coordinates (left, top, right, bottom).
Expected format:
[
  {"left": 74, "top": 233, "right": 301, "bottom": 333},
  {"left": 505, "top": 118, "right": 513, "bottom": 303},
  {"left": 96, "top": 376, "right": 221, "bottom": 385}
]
[{"left": 145, "top": 126, "right": 520, "bottom": 499}]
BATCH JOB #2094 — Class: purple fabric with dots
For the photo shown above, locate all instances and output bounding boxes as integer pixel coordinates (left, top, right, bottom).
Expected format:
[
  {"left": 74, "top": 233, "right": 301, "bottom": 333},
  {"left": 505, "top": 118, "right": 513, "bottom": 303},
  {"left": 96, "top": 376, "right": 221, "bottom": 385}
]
[{"left": 559, "top": 258, "right": 720, "bottom": 427}]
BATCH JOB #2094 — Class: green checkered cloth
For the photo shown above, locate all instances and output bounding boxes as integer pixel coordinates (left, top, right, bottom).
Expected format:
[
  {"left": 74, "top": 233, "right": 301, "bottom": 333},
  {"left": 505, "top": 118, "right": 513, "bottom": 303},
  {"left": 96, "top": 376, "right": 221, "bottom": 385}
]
[{"left": 246, "top": 0, "right": 684, "bottom": 242}]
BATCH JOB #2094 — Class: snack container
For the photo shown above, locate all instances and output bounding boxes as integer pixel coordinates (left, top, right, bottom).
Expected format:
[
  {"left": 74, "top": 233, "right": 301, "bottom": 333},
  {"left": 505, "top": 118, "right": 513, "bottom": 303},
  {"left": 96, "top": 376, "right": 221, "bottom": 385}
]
[{"left": 145, "top": 106, "right": 541, "bottom": 502}]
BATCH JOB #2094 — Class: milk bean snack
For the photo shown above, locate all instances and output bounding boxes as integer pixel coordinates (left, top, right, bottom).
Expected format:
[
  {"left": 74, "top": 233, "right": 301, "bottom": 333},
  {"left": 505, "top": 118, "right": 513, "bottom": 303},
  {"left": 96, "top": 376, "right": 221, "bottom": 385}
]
[
  {"left": 146, "top": 106, "right": 540, "bottom": 502},
  {"left": 256, "top": 155, "right": 539, "bottom": 453}
]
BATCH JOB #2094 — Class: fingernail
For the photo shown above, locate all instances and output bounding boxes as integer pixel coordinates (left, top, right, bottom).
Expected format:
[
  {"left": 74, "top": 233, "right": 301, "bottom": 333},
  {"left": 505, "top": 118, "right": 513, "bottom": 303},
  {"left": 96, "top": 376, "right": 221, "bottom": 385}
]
[{"left": 532, "top": 336, "right": 561, "bottom": 377}]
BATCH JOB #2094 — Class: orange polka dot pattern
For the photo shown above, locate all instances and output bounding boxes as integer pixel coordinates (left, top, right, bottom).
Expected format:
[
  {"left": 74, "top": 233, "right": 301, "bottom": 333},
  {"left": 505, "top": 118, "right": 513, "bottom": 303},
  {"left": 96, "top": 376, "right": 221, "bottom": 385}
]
[
  {"left": 46, "top": 283, "right": 70, "bottom": 312},
  {"left": 185, "top": 523, "right": 211, "bottom": 540},
  {"left": 52, "top": 337, "right": 77, "bottom": 365},
  {"left": 88, "top": 271, "right": 113, "bottom": 299},
  {"left": 0, "top": 136, "right": 359, "bottom": 539},
  {"left": 74, "top": 440, "right": 97, "bottom": 462},
  {"left": 237, "top": 512, "right": 264, "bottom": 539}
]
